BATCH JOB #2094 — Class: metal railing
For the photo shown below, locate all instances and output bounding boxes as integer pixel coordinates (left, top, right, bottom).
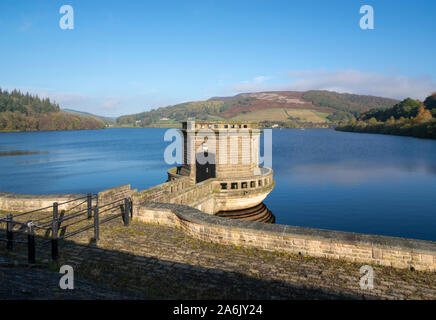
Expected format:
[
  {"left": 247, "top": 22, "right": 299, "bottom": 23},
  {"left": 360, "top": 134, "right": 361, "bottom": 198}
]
[{"left": 0, "top": 194, "right": 132, "bottom": 264}]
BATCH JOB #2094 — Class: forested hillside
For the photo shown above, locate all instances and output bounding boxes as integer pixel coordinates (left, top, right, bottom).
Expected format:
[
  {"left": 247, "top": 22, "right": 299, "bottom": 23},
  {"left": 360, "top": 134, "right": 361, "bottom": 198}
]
[
  {"left": 117, "top": 90, "right": 398, "bottom": 128},
  {"left": 336, "top": 93, "right": 436, "bottom": 139},
  {"left": 63, "top": 108, "right": 116, "bottom": 126},
  {"left": 301, "top": 90, "right": 398, "bottom": 122},
  {"left": 0, "top": 89, "right": 106, "bottom": 132}
]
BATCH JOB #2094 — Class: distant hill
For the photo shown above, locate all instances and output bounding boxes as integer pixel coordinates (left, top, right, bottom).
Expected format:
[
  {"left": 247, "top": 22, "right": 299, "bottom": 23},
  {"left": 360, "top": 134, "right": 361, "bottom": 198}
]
[
  {"left": 117, "top": 90, "right": 399, "bottom": 128},
  {"left": 0, "top": 88, "right": 106, "bottom": 132},
  {"left": 63, "top": 108, "right": 116, "bottom": 125}
]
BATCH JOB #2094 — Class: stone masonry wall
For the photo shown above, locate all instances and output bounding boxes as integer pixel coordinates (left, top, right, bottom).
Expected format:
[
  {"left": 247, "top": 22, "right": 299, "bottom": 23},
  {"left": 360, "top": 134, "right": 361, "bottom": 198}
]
[
  {"left": 133, "top": 166, "right": 274, "bottom": 214},
  {"left": 134, "top": 202, "right": 436, "bottom": 272},
  {"left": 0, "top": 184, "right": 136, "bottom": 214},
  {"left": 97, "top": 184, "right": 137, "bottom": 206},
  {"left": 181, "top": 122, "right": 262, "bottom": 182},
  {"left": 0, "top": 191, "right": 86, "bottom": 213}
]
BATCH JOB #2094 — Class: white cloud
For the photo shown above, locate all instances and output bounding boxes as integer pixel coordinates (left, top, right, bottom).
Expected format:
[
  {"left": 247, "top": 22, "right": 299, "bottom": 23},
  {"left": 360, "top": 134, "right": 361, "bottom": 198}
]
[
  {"left": 253, "top": 76, "right": 271, "bottom": 83},
  {"left": 101, "top": 97, "right": 122, "bottom": 110},
  {"left": 231, "top": 69, "right": 436, "bottom": 100}
]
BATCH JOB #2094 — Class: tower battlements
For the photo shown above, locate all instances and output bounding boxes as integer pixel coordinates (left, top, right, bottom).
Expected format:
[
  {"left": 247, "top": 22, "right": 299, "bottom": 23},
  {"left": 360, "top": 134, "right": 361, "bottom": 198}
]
[{"left": 182, "top": 120, "right": 259, "bottom": 130}]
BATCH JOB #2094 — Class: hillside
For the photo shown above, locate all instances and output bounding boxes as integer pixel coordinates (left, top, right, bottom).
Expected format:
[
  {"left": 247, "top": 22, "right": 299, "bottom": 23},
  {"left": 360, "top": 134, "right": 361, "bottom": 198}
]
[
  {"left": 336, "top": 94, "right": 436, "bottom": 139},
  {"left": 0, "top": 89, "right": 106, "bottom": 132},
  {"left": 63, "top": 108, "right": 116, "bottom": 126},
  {"left": 117, "top": 90, "right": 398, "bottom": 128}
]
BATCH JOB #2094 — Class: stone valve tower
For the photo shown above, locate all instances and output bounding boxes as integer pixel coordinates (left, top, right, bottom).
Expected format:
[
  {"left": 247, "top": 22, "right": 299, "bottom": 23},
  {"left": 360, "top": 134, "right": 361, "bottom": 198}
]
[{"left": 167, "top": 121, "right": 275, "bottom": 223}]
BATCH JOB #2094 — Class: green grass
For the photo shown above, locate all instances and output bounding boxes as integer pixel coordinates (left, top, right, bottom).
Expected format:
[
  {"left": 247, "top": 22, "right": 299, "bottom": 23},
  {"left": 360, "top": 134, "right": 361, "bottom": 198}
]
[{"left": 312, "top": 110, "right": 331, "bottom": 120}]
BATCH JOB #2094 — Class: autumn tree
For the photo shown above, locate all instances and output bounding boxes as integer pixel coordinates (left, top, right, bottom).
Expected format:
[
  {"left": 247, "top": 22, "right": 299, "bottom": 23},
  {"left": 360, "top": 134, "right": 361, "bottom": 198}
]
[{"left": 414, "top": 104, "right": 433, "bottom": 123}]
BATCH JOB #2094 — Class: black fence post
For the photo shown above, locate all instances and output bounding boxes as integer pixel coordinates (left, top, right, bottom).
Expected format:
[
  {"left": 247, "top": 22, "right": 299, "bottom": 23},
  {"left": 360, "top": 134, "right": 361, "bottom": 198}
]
[
  {"left": 6, "top": 214, "right": 13, "bottom": 250},
  {"left": 129, "top": 198, "right": 133, "bottom": 218},
  {"left": 27, "top": 221, "right": 35, "bottom": 264},
  {"left": 94, "top": 206, "right": 99, "bottom": 241},
  {"left": 51, "top": 202, "right": 59, "bottom": 261},
  {"left": 87, "top": 193, "right": 92, "bottom": 220},
  {"left": 123, "top": 198, "right": 130, "bottom": 226}
]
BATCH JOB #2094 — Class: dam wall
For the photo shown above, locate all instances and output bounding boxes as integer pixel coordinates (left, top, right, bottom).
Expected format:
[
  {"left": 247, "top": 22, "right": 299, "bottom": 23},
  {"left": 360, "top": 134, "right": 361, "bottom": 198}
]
[
  {"left": 97, "top": 184, "right": 137, "bottom": 206},
  {"left": 0, "top": 191, "right": 87, "bottom": 212},
  {"left": 0, "top": 184, "right": 136, "bottom": 213},
  {"left": 134, "top": 202, "right": 436, "bottom": 272},
  {"left": 2, "top": 181, "right": 435, "bottom": 272}
]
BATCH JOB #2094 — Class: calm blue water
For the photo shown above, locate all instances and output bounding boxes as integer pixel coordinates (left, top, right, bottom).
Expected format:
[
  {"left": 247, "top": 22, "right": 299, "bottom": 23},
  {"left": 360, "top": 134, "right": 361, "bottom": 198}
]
[{"left": 0, "top": 128, "right": 435, "bottom": 241}]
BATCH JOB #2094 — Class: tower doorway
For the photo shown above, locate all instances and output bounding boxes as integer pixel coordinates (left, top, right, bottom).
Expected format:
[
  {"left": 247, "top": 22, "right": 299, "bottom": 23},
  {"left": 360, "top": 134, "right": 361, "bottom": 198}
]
[{"left": 195, "top": 152, "right": 216, "bottom": 183}]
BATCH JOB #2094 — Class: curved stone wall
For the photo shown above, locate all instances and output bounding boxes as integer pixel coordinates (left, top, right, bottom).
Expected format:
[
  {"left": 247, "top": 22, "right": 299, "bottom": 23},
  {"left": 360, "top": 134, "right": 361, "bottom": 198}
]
[
  {"left": 134, "top": 166, "right": 275, "bottom": 214},
  {"left": 134, "top": 202, "right": 436, "bottom": 272}
]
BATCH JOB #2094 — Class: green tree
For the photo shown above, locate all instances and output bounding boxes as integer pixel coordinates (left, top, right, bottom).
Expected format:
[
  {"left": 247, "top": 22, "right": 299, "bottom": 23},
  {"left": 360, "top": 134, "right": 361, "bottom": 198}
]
[{"left": 424, "top": 93, "right": 436, "bottom": 117}]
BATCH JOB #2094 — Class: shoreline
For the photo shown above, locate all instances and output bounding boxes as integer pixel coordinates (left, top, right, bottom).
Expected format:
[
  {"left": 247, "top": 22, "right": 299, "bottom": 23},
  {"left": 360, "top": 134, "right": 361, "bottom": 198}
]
[
  {"left": 335, "top": 127, "right": 436, "bottom": 140},
  {"left": 0, "top": 126, "right": 336, "bottom": 133}
]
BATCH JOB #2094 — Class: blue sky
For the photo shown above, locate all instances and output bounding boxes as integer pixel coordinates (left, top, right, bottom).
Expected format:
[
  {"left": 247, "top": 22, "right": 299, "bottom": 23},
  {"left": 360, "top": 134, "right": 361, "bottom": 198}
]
[{"left": 0, "top": 0, "right": 435, "bottom": 116}]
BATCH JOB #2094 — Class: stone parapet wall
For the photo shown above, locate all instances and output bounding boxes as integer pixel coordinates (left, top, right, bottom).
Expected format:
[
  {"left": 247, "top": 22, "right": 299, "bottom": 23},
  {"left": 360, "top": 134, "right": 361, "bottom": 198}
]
[
  {"left": 0, "top": 192, "right": 86, "bottom": 213},
  {"left": 97, "top": 184, "right": 137, "bottom": 206},
  {"left": 0, "top": 184, "right": 137, "bottom": 214},
  {"left": 133, "top": 178, "right": 213, "bottom": 209},
  {"left": 168, "top": 180, "right": 214, "bottom": 205},
  {"left": 134, "top": 202, "right": 436, "bottom": 272},
  {"left": 167, "top": 166, "right": 183, "bottom": 181},
  {"left": 132, "top": 176, "right": 192, "bottom": 203}
]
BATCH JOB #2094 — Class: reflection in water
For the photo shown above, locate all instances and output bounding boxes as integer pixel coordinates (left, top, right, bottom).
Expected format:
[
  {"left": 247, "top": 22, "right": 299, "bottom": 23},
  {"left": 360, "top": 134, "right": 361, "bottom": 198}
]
[{"left": 215, "top": 202, "right": 275, "bottom": 224}]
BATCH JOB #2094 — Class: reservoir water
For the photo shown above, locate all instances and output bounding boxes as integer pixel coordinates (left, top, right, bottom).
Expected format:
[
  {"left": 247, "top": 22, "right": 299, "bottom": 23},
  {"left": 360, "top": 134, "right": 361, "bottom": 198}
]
[{"left": 0, "top": 128, "right": 435, "bottom": 241}]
